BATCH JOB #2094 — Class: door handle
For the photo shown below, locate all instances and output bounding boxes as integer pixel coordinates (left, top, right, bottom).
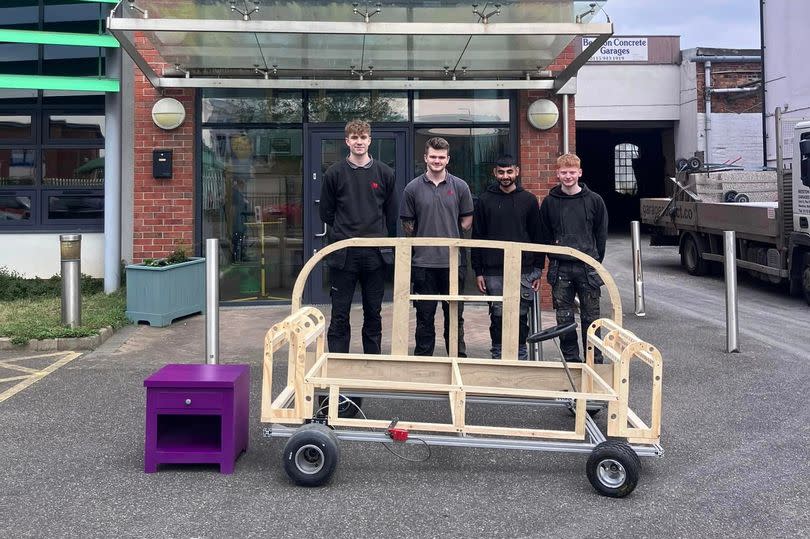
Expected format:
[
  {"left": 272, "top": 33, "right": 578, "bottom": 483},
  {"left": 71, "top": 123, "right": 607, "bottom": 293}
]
[{"left": 313, "top": 199, "right": 327, "bottom": 237}]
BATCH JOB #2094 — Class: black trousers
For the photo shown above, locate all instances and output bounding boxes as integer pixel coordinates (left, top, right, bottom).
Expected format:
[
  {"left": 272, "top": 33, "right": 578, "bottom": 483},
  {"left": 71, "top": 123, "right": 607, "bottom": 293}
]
[
  {"left": 412, "top": 266, "right": 467, "bottom": 357},
  {"left": 327, "top": 247, "right": 385, "bottom": 354},
  {"left": 550, "top": 261, "right": 603, "bottom": 362}
]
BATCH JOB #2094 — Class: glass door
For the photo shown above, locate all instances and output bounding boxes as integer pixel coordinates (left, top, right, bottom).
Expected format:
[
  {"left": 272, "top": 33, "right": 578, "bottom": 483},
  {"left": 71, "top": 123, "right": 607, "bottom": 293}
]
[
  {"left": 200, "top": 127, "right": 304, "bottom": 302},
  {"left": 306, "top": 128, "right": 407, "bottom": 304}
]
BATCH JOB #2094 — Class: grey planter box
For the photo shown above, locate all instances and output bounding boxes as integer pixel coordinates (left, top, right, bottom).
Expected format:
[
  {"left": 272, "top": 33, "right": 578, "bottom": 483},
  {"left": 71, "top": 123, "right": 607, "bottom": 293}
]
[{"left": 125, "top": 258, "right": 205, "bottom": 327}]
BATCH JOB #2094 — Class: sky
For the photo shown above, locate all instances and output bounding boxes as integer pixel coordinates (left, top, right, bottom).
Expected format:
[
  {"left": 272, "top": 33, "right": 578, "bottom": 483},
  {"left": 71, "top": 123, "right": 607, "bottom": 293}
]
[{"left": 600, "top": 0, "right": 761, "bottom": 50}]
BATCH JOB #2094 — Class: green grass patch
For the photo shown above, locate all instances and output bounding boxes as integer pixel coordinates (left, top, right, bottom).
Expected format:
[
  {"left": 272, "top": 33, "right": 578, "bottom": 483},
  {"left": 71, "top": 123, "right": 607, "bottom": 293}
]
[{"left": 0, "top": 290, "right": 129, "bottom": 345}]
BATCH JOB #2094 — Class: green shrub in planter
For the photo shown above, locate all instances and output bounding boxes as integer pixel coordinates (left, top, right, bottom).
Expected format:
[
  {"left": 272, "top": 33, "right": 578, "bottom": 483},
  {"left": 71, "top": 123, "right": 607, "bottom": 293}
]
[{"left": 125, "top": 250, "right": 205, "bottom": 327}]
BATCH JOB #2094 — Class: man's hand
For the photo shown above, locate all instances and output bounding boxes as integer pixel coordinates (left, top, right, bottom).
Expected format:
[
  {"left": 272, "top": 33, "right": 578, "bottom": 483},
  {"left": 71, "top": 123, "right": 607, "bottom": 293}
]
[
  {"left": 531, "top": 278, "right": 541, "bottom": 292},
  {"left": 401, "top": 219, "right": 414, "bottom": 237},
  {"left": 476, "top": 275, "right": 487, "bottom": 294}
]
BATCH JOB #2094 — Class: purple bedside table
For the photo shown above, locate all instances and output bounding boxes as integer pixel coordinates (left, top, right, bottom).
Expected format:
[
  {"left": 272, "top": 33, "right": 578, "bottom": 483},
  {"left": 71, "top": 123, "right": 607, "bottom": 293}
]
[{"left": 144, "top": 363, "right": 250, "bottom": 474}]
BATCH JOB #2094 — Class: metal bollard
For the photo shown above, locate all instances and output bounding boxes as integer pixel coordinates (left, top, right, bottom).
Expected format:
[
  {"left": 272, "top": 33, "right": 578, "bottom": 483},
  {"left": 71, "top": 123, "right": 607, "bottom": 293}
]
[
  {"left": 528, "top": 290, "right": 544, "bottom": 361},
  {"left": 631, "top": 221, "right": 646, "bottom": 316},
  {"left": 60, "top": 234, "right": 82, "bottom": 328},
  {"left": 724, "top": 231, "right": 739, "bottom": 352},
  {"left": 205, "top": 238, "right": 220, "bottom": 364}
]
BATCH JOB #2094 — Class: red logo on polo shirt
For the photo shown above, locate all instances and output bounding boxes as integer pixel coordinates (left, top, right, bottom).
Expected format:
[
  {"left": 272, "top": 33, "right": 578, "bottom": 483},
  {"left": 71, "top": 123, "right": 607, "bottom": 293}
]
[
  {"left": 447, "top": 189, "right": 454, "bottom": 195},
  {"left": 370, "top": 181, "right": 380, "bottom": 189}
]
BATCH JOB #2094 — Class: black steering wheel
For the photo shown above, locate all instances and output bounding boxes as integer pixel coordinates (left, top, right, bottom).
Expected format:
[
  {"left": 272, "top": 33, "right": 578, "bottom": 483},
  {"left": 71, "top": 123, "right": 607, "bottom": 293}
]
[{"left": 526, "top": 322, "right": 578, "bottom": 344}]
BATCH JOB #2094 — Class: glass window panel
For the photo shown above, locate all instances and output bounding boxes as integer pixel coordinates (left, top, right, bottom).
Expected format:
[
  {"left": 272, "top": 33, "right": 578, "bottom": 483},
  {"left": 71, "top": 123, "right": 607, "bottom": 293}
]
[
  {"left": 43, "top": 91, "right": 105, "bottom": 106},
  {"left": 413, "top": 127, "right": 510, "bottom": 196},
  {"left": 42, "top": 148, "right": 105, "bottom": 188},
  {"left": 138, "top": 1, "right": 602, "bottom": 24},
  {"left": 0, "top": 3, "right": 38, "bottom": 31},
  {"left": 0, "top": 116, "right": 33, "bottom": 140},
  {"left": 0, "top": 194, "right": 32, "bottom": 222},
  {"left": 614, "top": 143, "right": 639, "bottom": 195},
  {"left": 0, "top": 44, "right": 38, "bottom": 75},
  {"left": 414, "top": 91, "right": 511, "bottom": 123},
  {"left": 46, "top": 193, "right": 104, "bottom": 220},
  {"left": 201, "top": 89, "right": 303, "bottom": 123},
  {"left": 0, "top": 89, "right": 37, "bottom": 104},
  {"left": 308, "top": 91, "right": 408, "bottom": 122},
  {"left": 43, "top": 45, "right": 102, "bottom": 77},
  {"left": 48, "top": 115, "right": 105, "bottom": 141},
  {"left": 201, "top": 128, "right": 304, "bottom": 301},
  {"left": 0, "top": 148, "right": 36, "bottom": 186},
  {"left": 44, "top": 2, "right": 103, "bottom": 34}
]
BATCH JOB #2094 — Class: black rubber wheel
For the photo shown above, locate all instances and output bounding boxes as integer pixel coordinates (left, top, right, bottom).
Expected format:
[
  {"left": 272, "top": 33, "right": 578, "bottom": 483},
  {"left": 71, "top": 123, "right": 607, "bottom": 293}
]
[
  {"left": 723, "top": 190, "right": 738, "bottom": 202},
  {"left": 676, "top": 158, "right": 689, "bottom": 171},
  {"left": 681, "top": 234, "right": 707, "bottom": 276},
  {"left": 317, "top": 395, "right": 363, "bottom": 418},
  {"left": 734, "top": 193, "right": 750, "bottom": 203},
  {"left": 586, "top": 441, "right": 641, "bottom": 498},
  {"left": 688, "top": 156, "right": 703, "bottom": 171},
  {"left": 283, "top": 423, "right": 340, "bottom": 487}
]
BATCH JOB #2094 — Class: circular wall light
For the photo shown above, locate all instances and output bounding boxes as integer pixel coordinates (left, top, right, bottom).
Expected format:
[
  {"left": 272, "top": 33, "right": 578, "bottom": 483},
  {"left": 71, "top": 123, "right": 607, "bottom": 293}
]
[
  {"left": 151, "top": 97, "right": 186, "bottom": 130},
  {"left": 527, "top": 98, "right": 560, "bottom": 130}
]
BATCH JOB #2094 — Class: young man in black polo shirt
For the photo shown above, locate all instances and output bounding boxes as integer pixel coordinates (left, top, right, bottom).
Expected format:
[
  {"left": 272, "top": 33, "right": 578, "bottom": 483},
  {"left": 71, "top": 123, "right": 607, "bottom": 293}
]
[
  {"left": 471, "top": 155, "right": 543, "bottom": 359},
  {"left": 400, "top": 137, "right": 474, "bottom": 357},
  {"left": 319, "top": 119, "right": 397, "bottom": 354}
]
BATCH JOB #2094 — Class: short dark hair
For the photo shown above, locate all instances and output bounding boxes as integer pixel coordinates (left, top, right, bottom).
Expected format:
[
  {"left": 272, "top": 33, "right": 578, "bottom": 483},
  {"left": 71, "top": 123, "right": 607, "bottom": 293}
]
[
  {"left": 494, "top": 155, "right": 519, "bottom": 169},
  {"left": 425, "top": 137, "right": 450, "bottom": 154}
]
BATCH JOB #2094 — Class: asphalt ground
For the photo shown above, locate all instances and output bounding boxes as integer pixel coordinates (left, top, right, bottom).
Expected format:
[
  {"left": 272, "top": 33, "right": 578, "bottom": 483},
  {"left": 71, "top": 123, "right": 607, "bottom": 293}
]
[{"left": 1, "top": 235, "right": 808, "bottom": 538}]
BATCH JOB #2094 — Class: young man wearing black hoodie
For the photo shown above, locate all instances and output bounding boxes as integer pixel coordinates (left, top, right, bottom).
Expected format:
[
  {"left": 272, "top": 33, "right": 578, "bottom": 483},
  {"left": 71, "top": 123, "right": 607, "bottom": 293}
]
[
  {"left": 471, "top": 155, "right": 543, "bottom": 359},
  {"left": 539, "top": 153, "right": 608, "bottom": 362}
]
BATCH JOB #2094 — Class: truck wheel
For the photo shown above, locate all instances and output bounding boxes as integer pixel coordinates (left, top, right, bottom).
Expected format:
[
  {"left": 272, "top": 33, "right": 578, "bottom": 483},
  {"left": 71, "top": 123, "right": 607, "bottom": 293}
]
[
  {"left": 586, "top": 441, "right": 641, "bottom": 498},
  {"left": 681, "top": 234, "right": 707, "bottom": 276},
  {"left": 723, "top": 190, "right": 738, "bottom": 202},
  {"left": 803, "top": 264, "right": 810, "bottom": 306},
  {"left": 283, "top": 423, "right": 340, "bottom": 487}
]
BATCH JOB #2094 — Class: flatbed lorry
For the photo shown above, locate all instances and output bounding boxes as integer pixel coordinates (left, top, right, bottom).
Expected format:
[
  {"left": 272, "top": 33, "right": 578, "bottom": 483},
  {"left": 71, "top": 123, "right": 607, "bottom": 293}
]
[{"left": 640, "top": 117, "right": 810, "bottom": 304}]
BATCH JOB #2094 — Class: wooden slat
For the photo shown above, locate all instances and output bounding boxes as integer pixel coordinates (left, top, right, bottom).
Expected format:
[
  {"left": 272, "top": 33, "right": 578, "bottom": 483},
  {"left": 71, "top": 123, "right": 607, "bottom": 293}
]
[
  {"left": 448, "top": 245, "right": 459, "bottom": 358},
  {"left": 409, "top": 294, "right": 496, "bottom": 302},
  {"left": 390, "top": 245, "right": 412, "bottom": 355},
  {"left": 464, "top": 425, "right": 585, "bottom": 441},
  {"left": 500, "top": 246, "right": 521, "bottom": 361}
]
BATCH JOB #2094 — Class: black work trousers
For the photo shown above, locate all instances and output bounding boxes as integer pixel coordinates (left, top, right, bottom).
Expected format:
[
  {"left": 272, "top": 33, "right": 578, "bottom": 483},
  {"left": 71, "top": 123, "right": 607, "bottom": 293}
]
[
  {"left": 549, "top": 261, "right": 603, "bottom": 362},
  {"left": 412, "top": 266, "right": 467, "bottom": 357},
  {"left": 327, "top": 247, "right": 385, "bottom": 354}
]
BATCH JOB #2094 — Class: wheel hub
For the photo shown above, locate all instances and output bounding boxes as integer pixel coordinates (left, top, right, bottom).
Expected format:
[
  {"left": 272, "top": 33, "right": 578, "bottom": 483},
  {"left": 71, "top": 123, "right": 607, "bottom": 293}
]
[
  {"left": 597, "top": 458, "right": 627, "bottom": 488},
  {"left": 294, "top": 444, "right": 325, "bottom": 474}
]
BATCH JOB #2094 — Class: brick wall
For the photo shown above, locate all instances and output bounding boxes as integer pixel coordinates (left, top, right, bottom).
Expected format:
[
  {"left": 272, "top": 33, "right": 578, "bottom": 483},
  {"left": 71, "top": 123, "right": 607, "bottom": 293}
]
[
  {"left": 133, "top": 33, "right": 196, "bottom": 262},
  {"left": 517, "top": 43, "right": 577, "bottom": 308},
  {"left": 696, "top": 61, "right": 763, "bottom": 114}
]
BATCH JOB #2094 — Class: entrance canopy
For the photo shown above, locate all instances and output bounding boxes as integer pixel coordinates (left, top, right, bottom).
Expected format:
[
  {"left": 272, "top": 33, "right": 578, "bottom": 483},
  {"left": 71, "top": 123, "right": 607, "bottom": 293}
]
[{"left": 109, "top": 1, "right": 612, "bottom": 91}]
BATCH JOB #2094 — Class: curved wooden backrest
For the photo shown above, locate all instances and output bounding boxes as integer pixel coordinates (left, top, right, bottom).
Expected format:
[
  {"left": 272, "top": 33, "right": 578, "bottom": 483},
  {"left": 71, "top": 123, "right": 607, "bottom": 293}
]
[{"left": 291, "top": 238, "right": 622, "bottom": 360}]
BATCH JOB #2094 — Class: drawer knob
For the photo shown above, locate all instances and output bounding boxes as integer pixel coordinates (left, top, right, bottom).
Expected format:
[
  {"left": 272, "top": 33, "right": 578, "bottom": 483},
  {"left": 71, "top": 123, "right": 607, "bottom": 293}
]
[{"left": 184, "top": 398, "right": 192, "bottom": 406}]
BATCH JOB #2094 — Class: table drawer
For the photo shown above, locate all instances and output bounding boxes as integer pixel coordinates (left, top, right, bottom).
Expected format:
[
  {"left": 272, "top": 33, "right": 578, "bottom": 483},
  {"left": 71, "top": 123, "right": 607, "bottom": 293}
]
[{"left": 154, "top": 390, "right": 224, "bottom": 411}]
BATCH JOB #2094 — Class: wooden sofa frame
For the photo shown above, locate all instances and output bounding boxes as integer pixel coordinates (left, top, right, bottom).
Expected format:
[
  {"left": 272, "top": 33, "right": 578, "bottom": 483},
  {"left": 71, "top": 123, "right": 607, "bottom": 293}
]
[{"left": 261, "top": 237, "right": 662, "bottom": 446}]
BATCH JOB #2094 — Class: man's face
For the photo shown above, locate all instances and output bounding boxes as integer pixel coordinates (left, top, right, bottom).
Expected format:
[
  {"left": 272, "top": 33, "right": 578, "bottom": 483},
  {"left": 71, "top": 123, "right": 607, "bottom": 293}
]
[
  {"left": 424, "top": 148, "right": 449, "bottom": 174},
  {"left": 494, "top": 164, "right": 520, "bottom": 189},
  {"left": 556, "top": 166, "right": 582, "bottom": 188},
  {"left": 345, "top": 132, "right": 371, "bottom": 157}
]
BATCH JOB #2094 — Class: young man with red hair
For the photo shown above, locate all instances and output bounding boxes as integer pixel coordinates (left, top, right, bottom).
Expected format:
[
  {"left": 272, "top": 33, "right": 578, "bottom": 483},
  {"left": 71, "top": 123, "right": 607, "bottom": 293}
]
[{"left": 540, "top": 153, "right": 608, "bottom": 362}]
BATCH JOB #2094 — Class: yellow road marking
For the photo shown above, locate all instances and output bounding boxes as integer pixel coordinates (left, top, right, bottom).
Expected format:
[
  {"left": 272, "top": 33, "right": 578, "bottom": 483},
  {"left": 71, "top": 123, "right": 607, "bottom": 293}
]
[
  {"left": 0, "top": 351, "right": 82, "bottom": 403},
  {"left": 0, "top": 361, "right": 41, "bottom": 374}
]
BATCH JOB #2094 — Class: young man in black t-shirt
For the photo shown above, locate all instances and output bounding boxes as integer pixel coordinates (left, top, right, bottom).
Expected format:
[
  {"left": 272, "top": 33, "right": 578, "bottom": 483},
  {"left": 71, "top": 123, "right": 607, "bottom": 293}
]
[{"left": 319, "top": 119, "right": 397, "bottom": 354}]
